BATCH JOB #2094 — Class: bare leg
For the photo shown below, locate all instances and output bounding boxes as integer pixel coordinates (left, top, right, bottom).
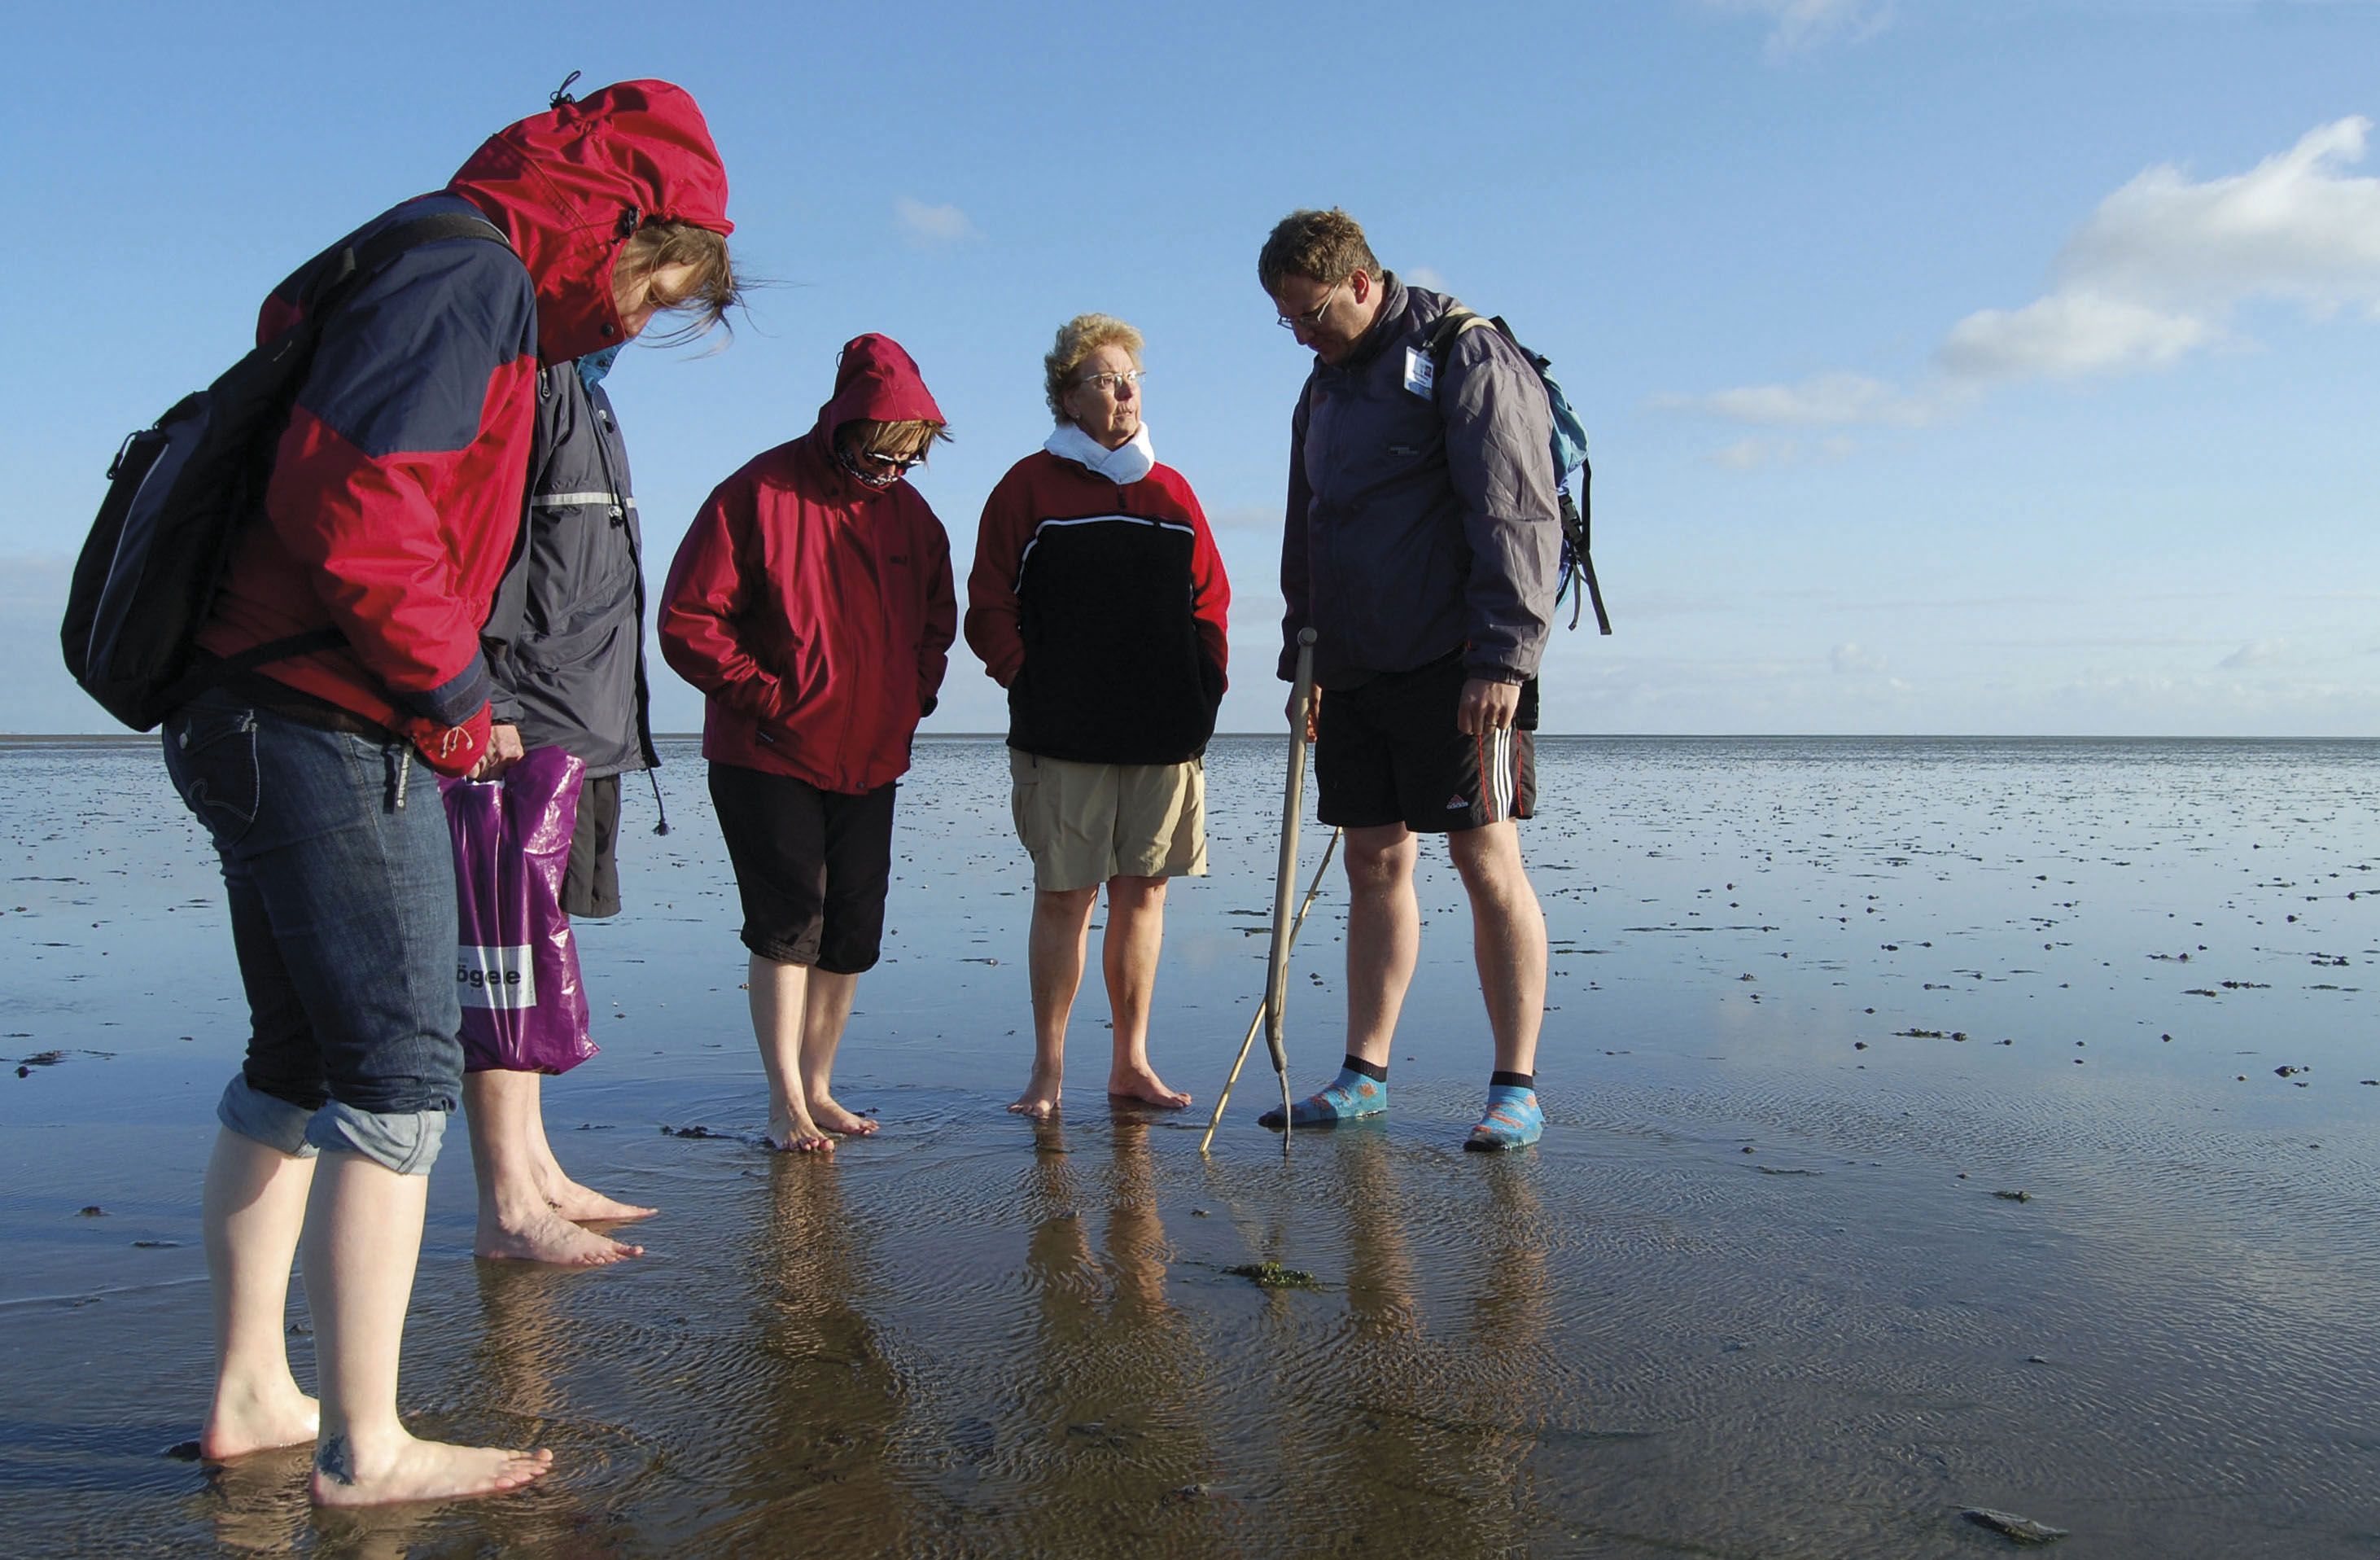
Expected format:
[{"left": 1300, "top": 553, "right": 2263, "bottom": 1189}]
[
  {"left": 750, "top": 953, "right": 832, "bottom": 1152},
  {"left": 1012, "top": 886, "right": 1096, "bottom": 1118},
  {"left": 1448, "top": 822, "right": 1547, "bottom": 1076},
  {"left": 200, "top": 1128, "right": 322, "bottom": 1459},
  {"left": 462, "top": 1071, "right": 641, "bottom": 1265},
  {"left": 1103, "top": 875, "right": 1188, "bottom": 1108},
  {"left": 522, "top": 1101, "right": 656, "bottom": 1224},
  {"left": 798, "top": 970, "right": 874, "bottom": 1135},
  {"left": 1343, "top": 825, "right": 1422, "bottom": 1071},
  {"left": 303, "top": 1150, "right": 552, "bottom": 1506}
]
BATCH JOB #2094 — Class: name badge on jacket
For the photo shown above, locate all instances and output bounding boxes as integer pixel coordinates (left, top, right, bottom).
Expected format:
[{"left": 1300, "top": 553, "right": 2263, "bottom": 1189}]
[{"left": 1402, "top": 346, "right": 1435, "bottom": 398}]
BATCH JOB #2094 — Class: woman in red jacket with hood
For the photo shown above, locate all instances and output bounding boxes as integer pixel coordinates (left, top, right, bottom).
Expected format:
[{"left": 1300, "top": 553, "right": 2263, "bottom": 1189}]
[
  {"left": 660, "top": 335, "right": 956, "bottom": 1153},
  {"left": 161, "top": 81, "right": 735, "bottom": 1506}
]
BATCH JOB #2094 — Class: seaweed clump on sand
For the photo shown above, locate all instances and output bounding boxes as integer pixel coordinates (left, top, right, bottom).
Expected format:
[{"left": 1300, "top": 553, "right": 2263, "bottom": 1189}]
[
  {"left": 1227, "top": 1260, "right": 1319, "bottom": 1291},
  {"left": 1962, "top": 1506, "right": 2067, "bottom": 1544}
]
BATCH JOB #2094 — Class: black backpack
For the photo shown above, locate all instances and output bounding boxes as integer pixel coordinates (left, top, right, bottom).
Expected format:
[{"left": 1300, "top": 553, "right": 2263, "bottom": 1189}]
[
  {"left": 1422, "top": 307, "right": 1610, "bottom": 635},
  {"left": 62, "top": 212, "right": 510, "bottom": 731}
]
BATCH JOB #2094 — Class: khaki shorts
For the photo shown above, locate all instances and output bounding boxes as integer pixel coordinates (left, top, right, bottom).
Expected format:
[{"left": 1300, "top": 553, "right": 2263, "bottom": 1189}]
[{"left": 1010, "top": 751, "right": 1207, "bottom": 892}]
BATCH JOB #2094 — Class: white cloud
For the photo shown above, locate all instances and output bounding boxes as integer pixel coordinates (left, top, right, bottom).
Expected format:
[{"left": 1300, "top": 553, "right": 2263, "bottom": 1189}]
[
  {"left": 1937, "top": 291, "right": 2216, "bottom": 380},
  {"left": 1831, "top": 642, "right": 1890, "bottom": 675},
  {"left": 1700, "top": 0, "right": 1896, "bottom": 59},
  {"left": 895, "top": 197, "right": 981, "bottom": 248},
  {"left": 1666, "top": 116, "right": 2380, "bottom": 449},
  {"left": 1708, "top": 436, "right": 1796, "bottom": 469},
  {"left": 2219, "top": 639, "right": 2290, "bottom": 669},
  {"left": 1660, "top": 370, "right": 1937, "bottom": 427},
  {"left": 1404, "top": 265, "right": 1448, "bottom": 291},
  {"left": 2058, "top": 118, "right": 2380, "bottom": 313},
  {"left": 1937, "top": 116, "right": 2380, "bottom": 383}
]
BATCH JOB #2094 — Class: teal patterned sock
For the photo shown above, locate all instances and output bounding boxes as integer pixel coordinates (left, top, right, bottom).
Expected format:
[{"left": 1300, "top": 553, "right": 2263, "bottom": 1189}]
[
  {"left": 1258, "top": 1064, "right": 1389, "bottom": 1129},
  {"left": 1464, "top": 1084, "right": 1543, "bottom": 1150}
]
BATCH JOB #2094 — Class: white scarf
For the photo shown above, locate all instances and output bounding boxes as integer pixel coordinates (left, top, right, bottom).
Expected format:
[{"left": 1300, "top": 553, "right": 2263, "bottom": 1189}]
[{"left": 1045, "top": 419, "right": 1156, "bottom": 485}]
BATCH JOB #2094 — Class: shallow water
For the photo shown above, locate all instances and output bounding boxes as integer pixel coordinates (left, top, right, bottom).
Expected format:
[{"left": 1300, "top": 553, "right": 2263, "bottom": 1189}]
[{"left": 3, "top": 734, "right": 2378, "bottom": 1556}]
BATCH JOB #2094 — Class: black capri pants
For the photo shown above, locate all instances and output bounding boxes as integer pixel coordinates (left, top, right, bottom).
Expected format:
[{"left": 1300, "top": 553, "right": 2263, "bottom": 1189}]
[{"left": 707, "top": 762, "right": 897, "bottom": 974}]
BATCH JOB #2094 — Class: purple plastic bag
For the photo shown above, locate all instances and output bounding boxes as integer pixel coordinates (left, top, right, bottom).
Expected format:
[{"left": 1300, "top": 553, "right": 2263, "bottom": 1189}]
[{"left": 440, "top": 746, "right": 597, "bottom": 1075}]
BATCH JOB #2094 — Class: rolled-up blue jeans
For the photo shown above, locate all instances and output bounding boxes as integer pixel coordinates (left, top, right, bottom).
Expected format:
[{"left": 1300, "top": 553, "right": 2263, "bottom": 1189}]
[{"left": 161, "top": 686, "right": 461, "bottom": 1174}]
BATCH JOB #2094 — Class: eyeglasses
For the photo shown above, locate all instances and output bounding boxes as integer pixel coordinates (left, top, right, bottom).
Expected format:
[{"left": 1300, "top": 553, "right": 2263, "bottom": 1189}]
[
  {"left": 859, "top": 449, "right": 926, "bottom": 473},
  {"left": 1074, "top": 370, "right": 1145, "bottom": 394},
  {"left": 1275, "top": 282, "right": 1341, "bottom": 331}
]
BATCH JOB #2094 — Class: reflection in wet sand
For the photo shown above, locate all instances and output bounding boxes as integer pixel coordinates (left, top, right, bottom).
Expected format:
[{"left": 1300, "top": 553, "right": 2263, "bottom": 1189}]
[
  {"left": 702, "top": 1155, "right": 913, "bottom": 1551},
  {"left": 191, "top": 1443, "right": 309, "bottom": 1555},
  {"left": 1257, "top": 1130, "right": 1560, "bottom": 1556},
  {"left": 951, "top": 1112, "right": 1234, "bottom": 1552}
]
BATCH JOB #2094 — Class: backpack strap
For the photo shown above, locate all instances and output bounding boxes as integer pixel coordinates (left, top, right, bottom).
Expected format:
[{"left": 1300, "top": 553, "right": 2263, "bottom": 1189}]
[
  {"left": 1422, "top": 305, "right": 1494, "bottom": 370},
  {"left": 308, "top": 211, "right": 512, "bottom": 318}
]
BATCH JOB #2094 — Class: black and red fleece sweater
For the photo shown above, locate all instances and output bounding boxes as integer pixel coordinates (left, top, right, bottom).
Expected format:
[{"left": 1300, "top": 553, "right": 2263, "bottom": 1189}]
[{"left": 965, "top": 436, "right": 1229, "bottom": 765}]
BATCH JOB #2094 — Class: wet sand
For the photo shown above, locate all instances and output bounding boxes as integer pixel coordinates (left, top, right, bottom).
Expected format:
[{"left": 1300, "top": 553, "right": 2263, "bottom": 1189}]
[{"left": 3, "top": 734, "right": 2377, "bottom": 1556}]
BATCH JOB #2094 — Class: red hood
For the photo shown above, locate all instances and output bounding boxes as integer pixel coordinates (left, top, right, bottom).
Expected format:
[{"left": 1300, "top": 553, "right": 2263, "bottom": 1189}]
[
  {"left": 811, "top": 333, "right": 946, "bottom": 445},
  {"left": 447, "top": 79, "right": 733, "bottom": 366}
]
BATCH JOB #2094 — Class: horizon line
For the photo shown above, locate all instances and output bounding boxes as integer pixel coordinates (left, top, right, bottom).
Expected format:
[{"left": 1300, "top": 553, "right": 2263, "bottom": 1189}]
[{"left": 7, "top": 730, "right": 2378, "bottom": 745}]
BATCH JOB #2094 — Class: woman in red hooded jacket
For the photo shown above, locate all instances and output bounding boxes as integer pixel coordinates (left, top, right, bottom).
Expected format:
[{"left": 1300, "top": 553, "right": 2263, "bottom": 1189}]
[
  {"left": 160, "top": 81, "right": 736, "bottom": 1505},
  {"left": 660, "top": 335, "right": 956, "bottom": 1153}
]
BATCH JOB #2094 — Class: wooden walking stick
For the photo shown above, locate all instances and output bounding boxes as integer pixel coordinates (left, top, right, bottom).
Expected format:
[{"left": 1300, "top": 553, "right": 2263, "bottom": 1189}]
[
  {"left": 1197, "top": 825, "right": 1339, "bottom": 1154},
  {"left": 1263, "top": 631, "right": 1321, "bottom": 1138}
]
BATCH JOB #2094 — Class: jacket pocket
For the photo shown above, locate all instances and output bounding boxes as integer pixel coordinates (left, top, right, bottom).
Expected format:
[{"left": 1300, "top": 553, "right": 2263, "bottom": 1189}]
[{"left": 515, "top": 611, "right": 624, "bottom": 674}]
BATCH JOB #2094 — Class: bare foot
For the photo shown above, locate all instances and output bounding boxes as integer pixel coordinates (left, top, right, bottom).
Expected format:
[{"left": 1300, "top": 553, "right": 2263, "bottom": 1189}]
[
  {"left": 1007, "top": 1067, "right": 1062, "bottom": 1120},
  {"left": 537, "top": 1170, "right": 658, "bottom": 1225},
  {"left": 810, "top": 1093, "right": 879, "bottom": 1137},
  {"left": 475, "top": 1209, "right": 642, "bottom": 1266},
  {"left": 1108, "top": 1063, "right": 1191, "bottom": 1110},
  {"left": 201, "top": 1378, "right": 321, "bottom": 1461},
  {"left": 310, "top": 1430, "right": 553, "bottom": 1508},
  {"left": 766, "top": 1112, "right": 835, "bottom": 1153}
]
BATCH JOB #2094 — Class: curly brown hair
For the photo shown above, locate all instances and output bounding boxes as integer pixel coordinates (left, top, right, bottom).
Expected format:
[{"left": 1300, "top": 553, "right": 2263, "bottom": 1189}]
[{"left": 1258, "top": 208, "right": 1380, "bottom": 295}]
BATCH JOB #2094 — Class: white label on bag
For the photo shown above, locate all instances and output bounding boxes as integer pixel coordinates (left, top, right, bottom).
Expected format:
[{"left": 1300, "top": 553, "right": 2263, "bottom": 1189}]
[{"left": 457, "top": 945, "right": 536, "bottom": 1009}]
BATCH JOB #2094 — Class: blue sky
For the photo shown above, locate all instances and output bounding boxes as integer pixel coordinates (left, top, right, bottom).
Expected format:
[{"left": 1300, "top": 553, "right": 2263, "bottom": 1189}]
[{"left": 7, "top": 0, "right": 2375, "bottom": 735}]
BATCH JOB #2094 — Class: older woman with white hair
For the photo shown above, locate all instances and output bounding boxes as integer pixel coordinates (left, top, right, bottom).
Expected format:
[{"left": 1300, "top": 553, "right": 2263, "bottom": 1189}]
[{"left": 965, "top": 313, "right": 1231, "bottom": 1119}]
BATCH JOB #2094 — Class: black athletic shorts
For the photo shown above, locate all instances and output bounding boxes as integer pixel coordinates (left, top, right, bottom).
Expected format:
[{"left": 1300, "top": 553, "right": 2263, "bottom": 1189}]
[
  {"left": 1315, "top": 653, "right": 1538, "bottom": 835},
  {"left": 707, "top": 762, "right": 897, "bottom": 973},
  {"left": 562, "top": 773, "right": 623, "bottom": 920}
]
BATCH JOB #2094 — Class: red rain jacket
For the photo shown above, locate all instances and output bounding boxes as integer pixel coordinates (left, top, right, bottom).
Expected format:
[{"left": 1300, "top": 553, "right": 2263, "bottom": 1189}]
[
  {"left": 194, "top": 81, "right": 733, "bottom": 774},
  {"left": 658, "top": 335, "right": 956, "bottom": 795}
]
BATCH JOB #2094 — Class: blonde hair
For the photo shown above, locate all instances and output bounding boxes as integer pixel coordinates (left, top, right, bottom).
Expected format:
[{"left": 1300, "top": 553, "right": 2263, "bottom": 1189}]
[
  {"left": 839, "top": 417, "right": 952, "bottom": 463},
  {"left": 1043, "top": 313, "right": 1144, "bottom": 424}
]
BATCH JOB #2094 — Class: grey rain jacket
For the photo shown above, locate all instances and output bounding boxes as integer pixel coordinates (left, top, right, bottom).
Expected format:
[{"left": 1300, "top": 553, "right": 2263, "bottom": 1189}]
[
  {"left": 483, "top": 362, "right": 659, "bottom": 777},
  {"left": 1279, "top": 274, "right": 1560, "bottom": 690}
]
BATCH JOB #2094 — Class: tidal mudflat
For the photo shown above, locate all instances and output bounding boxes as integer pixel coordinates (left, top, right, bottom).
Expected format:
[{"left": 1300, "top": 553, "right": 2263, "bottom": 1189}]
[{"left": 3, "top": 734, "right": 2376, "bottom": 1557}]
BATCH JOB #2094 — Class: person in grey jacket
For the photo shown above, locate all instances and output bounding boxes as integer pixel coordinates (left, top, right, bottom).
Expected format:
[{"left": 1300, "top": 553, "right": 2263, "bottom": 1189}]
[
  {"left": 468, "top": 347, "right": 664, "bottom": 1264},
  {"left": 1256, "top": 208, "right": 1557, "bottom": 1150}
]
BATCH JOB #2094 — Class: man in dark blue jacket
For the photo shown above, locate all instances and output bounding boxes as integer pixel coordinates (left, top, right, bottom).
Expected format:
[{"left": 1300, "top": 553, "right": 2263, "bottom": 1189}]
[{"left": 1258, "top": 208, "right": 1557, "bottom": 1150}]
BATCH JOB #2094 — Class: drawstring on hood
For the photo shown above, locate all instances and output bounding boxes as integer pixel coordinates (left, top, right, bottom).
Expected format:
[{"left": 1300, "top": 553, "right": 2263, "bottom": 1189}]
[
  {"left": 646, "top": 769, "right": 671, "bottom": 835},
  {"left": 447, "top": 78, "right": 733, "bottom": 366}
]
